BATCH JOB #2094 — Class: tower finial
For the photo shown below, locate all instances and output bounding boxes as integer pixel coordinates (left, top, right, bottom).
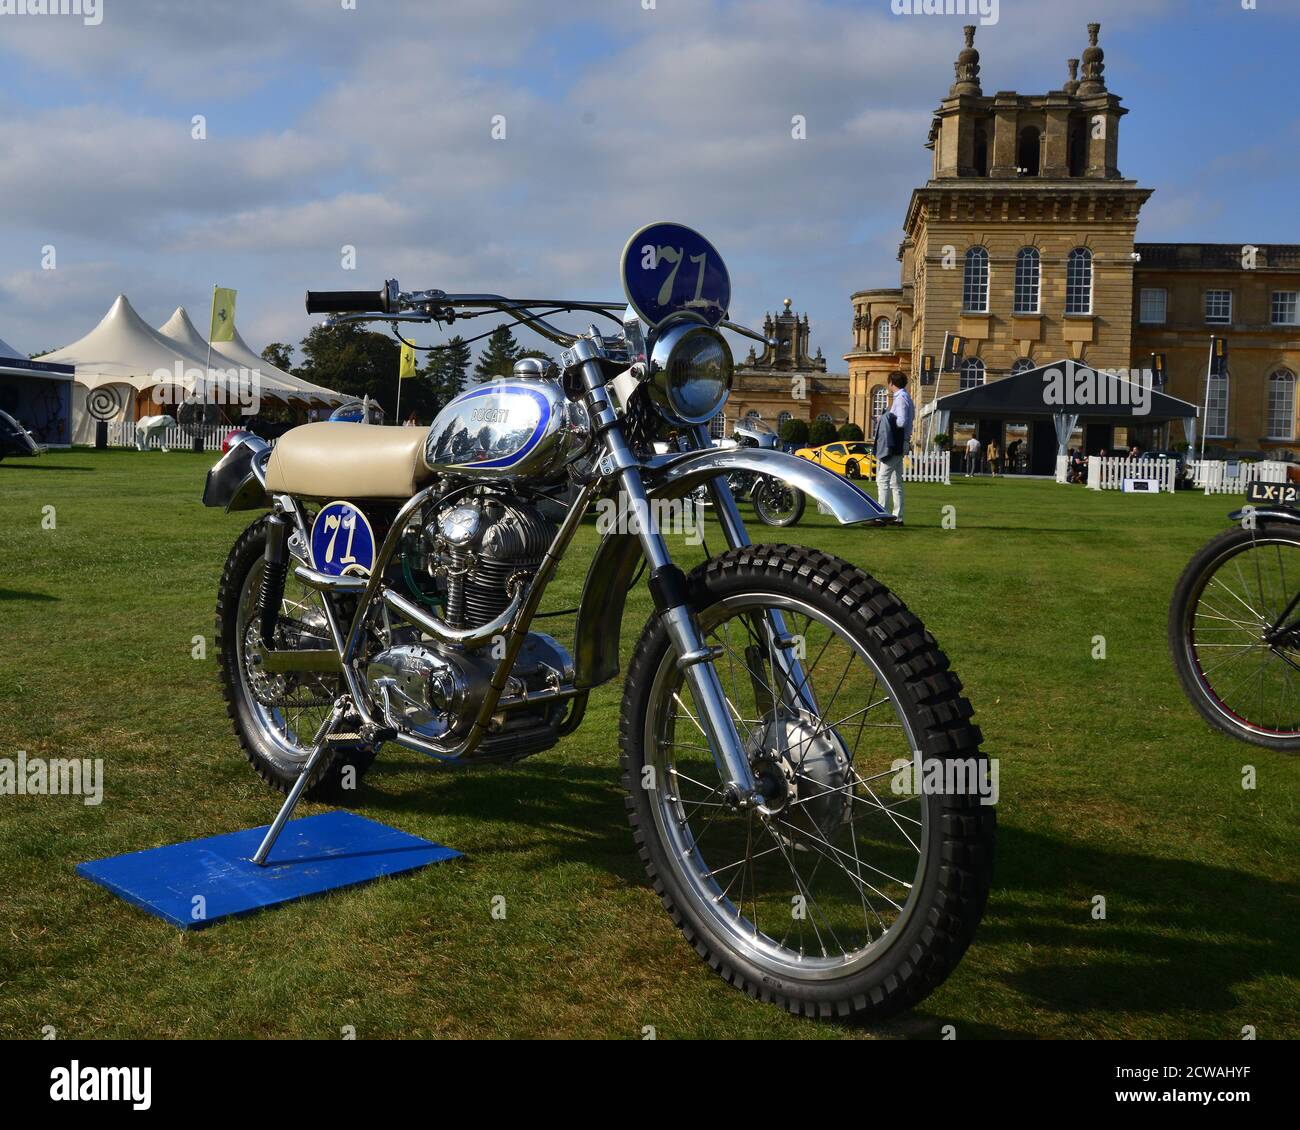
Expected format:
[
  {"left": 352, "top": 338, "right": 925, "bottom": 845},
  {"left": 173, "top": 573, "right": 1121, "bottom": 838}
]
[
  {"left": 1064, "top": 57, "right": 1080, "bottom": 95},
  {"left": 949, "top": 24, "right": 982, "bottom": 97},
  {"left": 1078, "top": 23, "right": 1106, "bottom": 94}
]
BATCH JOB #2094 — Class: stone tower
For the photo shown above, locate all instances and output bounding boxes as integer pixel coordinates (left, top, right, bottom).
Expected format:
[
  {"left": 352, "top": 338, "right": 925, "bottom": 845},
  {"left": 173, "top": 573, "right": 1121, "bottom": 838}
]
[{"left": 900, "top": 23, "right": 1152, "bottom": 397}]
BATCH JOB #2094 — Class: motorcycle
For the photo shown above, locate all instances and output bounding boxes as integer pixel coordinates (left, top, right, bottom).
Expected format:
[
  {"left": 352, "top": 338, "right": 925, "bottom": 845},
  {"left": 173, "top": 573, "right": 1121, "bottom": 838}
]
[
  {"left": 727, "top": 421, "right": 807, "bottom": 526},
  {"left": 201, "top": 223, "right": 993, "bottom": 1019},
  {"left": 1169, "top": 481, "right": 1300, "bottom": 749}
]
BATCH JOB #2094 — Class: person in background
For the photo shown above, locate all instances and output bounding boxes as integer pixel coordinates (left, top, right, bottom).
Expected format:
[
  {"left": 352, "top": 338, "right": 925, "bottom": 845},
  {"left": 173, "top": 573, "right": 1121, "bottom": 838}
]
[
  {"left": 964, "top": 433, "right": 982, "bottom": 477},
  {"left": 873, "top": 372, "right": 913, "bottom": 524},
  {"left": 987, "top": 437, "right": 1001, "bottom": 477},
  {"left": 403, "top": 413, "right": 420, "bottom": 427}
]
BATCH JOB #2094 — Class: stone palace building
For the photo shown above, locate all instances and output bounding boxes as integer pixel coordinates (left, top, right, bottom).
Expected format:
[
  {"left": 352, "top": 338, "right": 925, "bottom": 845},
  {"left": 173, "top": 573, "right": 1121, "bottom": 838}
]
[{"left": 845, "top": 23, "right": 1300, "bottom": 466}]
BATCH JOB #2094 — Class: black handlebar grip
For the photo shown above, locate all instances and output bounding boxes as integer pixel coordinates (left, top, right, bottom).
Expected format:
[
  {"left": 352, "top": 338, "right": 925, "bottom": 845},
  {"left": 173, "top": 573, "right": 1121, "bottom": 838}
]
[{"left": 304, "top": 288, "right": 389, "bottom": 315}]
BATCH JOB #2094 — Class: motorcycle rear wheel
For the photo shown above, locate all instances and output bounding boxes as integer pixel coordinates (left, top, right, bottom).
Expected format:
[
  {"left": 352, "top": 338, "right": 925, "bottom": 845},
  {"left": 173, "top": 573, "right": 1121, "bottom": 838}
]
[
  {"left": 620, "top": 544, "right": 994, "bottom": 1019},
  {"left": 216, "top": 515, "right": 376, "bottom": 798}
]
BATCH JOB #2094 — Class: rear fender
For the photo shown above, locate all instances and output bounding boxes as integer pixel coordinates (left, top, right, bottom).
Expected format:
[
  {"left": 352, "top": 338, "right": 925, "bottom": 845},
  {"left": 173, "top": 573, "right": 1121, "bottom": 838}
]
[{"left": 202, "top": 434, "right": 272, "bottom": 511}]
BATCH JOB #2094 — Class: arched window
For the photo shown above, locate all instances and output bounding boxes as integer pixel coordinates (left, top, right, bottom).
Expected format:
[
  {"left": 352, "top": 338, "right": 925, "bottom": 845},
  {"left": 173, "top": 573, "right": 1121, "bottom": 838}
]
[
  {"left": 777, "top": 410, "right": 792, "bottom": 430},
  {"left": 708, "top": 412, "right": 727, "bottom": 439},
  {"left": 1010, "top": 357, "right": 1035, "bottom": 376},
  {"left": 816, "top": 412, "right": 833, "bottom": 424},
  {"left": 1017, "top": 126, "right": 1041, "bottom": 176},
  {"left": 963, "top": 247, "right": 989, "bottom": 313},
  {"left": 874, "top": 317, "right": 892, "bottom": 352},
  {"left": 1268, "top": 370, "right": 1295, "bottom": 440},
  {"left": 959, "top": 358, "right": 986, "bottom": 390},
  {"left": 1013, "top": 247, "right": 1040, "bottom": 314},
  {"left": 1206, "top": 371, "right": 1229, "bottom": 439},
  {"left": 870, "top": 386, "right": 888, "bottom": 433},
  {"left": 745, "top": 409, "right": 763, "bottom": 425},
  {"left": 1066, "top": 247, "right": 1093, "bottom": 315}
]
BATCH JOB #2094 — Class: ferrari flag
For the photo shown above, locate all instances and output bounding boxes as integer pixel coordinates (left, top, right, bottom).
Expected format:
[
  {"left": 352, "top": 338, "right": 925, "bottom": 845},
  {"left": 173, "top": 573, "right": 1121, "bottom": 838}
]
[{"left": 210, "top": 287, "right": 237, "bottom": 343}]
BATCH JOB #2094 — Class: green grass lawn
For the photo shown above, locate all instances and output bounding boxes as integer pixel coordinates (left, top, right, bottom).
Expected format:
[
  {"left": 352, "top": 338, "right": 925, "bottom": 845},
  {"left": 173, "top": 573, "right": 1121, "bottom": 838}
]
[{"left": 1, "top": 449, "right": 1296, "bottom": 1039}]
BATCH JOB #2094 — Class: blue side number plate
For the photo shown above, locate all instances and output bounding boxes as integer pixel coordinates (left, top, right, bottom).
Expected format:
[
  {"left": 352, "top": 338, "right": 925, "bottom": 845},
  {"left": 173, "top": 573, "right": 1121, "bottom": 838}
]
[{"left": 310, "top": 501, "right": 376, "bottom": 577}]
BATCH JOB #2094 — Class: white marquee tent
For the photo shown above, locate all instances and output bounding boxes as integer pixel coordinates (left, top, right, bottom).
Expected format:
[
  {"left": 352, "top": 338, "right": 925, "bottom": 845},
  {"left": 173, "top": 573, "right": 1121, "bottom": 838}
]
[
  {"left": 157, "top": 307, "right": 342, "bottom": 411},
  {"left": 207, "top": 320, "right": 345, "bottom": 408},
  {"left": 36, "top": 296, "right": 343, "bottom": 444}
]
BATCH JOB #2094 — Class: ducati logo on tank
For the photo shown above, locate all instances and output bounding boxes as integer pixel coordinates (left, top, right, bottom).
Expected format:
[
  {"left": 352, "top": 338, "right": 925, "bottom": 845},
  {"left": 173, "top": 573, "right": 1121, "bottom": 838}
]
[{"left": 310, "top": 501, "right": 377, "bottom": 577}]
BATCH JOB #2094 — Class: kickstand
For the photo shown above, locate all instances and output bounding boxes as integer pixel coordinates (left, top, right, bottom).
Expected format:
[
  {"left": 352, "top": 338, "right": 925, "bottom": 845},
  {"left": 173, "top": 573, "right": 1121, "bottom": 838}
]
[{"left": 251, "top": 698, "right": 349, "bottom": 867}]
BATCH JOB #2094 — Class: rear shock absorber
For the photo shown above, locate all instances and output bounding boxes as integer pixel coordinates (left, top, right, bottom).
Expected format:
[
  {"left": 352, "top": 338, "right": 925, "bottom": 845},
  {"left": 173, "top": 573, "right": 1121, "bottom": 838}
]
[{"left": 259, "top": 511, "right": 290, "bottom": 648}]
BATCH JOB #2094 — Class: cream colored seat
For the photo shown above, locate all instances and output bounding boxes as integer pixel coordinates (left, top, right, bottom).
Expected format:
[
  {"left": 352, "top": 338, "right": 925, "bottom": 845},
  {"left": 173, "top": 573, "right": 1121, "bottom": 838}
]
[{"left": 265, "top": 422, "right": 433, "bottom": 499}]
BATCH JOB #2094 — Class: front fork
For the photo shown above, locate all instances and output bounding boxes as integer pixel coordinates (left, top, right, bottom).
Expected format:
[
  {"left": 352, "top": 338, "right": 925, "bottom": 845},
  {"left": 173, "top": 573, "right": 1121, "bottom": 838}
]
[{"left": 574, "top": 348, "right": 758, "bottom": 806}]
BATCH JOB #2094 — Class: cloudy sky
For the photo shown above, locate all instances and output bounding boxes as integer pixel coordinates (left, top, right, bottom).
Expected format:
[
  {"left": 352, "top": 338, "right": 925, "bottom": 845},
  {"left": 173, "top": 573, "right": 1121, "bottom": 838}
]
[{"left": 2, "top": 0, "right": 1298, "bottom": 367}]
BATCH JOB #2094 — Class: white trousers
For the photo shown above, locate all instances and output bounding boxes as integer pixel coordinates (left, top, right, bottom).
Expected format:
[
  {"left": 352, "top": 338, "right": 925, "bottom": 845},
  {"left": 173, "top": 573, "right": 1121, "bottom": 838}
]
[{"left": 876, "top": 454, "right": 905, "bottom": 519}]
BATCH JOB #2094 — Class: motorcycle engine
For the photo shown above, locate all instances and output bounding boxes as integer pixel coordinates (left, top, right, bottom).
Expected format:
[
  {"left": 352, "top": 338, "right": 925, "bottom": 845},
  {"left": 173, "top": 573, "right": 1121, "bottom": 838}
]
[{"left": 368, "top": 492, "right": 572, "bottom": 763}]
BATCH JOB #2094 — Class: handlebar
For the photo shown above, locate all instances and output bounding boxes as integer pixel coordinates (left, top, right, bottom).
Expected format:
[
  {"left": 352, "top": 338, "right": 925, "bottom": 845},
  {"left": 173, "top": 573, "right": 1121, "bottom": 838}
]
[
  {"left": 304, "top": 281, "right": 776, "bottom": 351},
  {"left": 304, "top": 287, "right": 392, "bottom": 315}
]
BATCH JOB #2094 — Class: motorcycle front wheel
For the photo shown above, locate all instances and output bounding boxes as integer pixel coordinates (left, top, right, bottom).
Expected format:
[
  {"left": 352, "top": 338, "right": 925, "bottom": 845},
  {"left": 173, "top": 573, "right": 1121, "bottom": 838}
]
[
  {"left": 751, "top": 476, "right": 806, "bottom": 527},
  {"left": 620, "top": 544, "right": 994, "bottom": 1019},
  {"left": 1168, "top": 522, "right": 1300, "bottom": 750}
]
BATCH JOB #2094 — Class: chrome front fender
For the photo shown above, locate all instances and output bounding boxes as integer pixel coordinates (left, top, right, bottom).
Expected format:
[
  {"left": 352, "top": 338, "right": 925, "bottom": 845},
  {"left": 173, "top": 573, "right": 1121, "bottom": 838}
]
[
  {"left": 572, "top": 448, "right": 889, "bottom": 689},
  {"left": 642, "top": 447, "right": 889, "bottom": 523}
]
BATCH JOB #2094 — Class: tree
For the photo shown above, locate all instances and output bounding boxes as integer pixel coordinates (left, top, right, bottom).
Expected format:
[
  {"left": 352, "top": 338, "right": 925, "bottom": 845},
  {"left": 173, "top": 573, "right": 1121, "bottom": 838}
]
[
  {"left": 472, "top": 324, "right": 521, "bottom": 383},
  {"left": 779, "top": 418, "right": 810, "bottom": 448},
  {"left": 809, "top": 419, "right": 837, "bottom": 446},
  {"left": 838, "top": 421, "right": 865, "bottom": 442},
  {"left": 422, "top": 335, "right": 472, "bottom": 414},
  {"left": 261, "top": 342, "right": 293, "bottom": 370},
  {"left": 295, "top": 322, "right": 405, "bottom": 420}
]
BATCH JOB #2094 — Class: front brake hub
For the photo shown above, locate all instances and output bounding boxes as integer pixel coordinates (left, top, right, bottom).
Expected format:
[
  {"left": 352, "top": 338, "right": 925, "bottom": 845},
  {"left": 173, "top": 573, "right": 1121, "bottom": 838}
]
[{"left": 747, "top": 713, "right": 851, "bottom": 834}]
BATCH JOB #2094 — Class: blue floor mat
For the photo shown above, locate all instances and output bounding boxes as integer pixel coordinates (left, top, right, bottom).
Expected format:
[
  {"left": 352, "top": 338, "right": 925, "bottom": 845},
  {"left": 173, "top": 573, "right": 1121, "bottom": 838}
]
[{"left": 76, "top": 811, "right": 461, "bottom": 930}]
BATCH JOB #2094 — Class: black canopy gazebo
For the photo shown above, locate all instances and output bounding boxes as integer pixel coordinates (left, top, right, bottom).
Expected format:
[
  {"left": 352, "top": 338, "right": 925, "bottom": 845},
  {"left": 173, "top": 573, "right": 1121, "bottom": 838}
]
[{"left": 918, "top": 360, "right": 1200, "bottom": 474}]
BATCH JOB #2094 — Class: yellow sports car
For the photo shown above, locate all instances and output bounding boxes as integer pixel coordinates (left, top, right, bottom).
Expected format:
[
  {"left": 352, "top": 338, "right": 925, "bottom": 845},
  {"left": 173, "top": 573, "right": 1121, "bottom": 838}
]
[{"left": 795, "top": 440, "right": 876, "bottom": 480}]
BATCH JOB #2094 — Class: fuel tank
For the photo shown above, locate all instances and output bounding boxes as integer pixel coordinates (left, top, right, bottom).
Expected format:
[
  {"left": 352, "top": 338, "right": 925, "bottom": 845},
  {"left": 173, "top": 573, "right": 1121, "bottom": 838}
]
[{"left": 422, "top": 377, "right": 590, "bottom": 483}]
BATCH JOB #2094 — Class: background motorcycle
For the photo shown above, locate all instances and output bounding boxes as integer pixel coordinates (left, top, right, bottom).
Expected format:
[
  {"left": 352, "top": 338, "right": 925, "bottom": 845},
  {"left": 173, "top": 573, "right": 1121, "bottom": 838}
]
[
  {"left": 1170, "top": 484, "right": 1300, "bottom": 750},
  {"left": 201, "top": 224, "right": 993, "bottom": 1020},
  {"left": 726, "top": 421, "right": 807, "bottom": 526}
]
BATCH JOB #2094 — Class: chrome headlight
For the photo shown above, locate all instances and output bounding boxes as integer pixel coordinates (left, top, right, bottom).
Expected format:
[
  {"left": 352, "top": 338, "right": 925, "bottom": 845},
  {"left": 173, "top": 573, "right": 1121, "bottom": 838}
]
[{"left": 648, "top": 317, "right": 733, "bottom": 426}]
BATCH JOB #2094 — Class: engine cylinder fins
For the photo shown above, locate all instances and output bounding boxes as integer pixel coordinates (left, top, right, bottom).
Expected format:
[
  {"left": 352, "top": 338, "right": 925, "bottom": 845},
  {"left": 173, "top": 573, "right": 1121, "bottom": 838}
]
[{"left": 430, "top": 496, "right": 558, "bottom": 631}]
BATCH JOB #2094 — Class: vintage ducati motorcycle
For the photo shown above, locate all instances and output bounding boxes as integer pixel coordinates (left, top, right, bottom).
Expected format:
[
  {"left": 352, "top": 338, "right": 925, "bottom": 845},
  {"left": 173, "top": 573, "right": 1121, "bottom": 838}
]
[{"left": 202, "top": 223, "right": 993, "bottom": 1019}]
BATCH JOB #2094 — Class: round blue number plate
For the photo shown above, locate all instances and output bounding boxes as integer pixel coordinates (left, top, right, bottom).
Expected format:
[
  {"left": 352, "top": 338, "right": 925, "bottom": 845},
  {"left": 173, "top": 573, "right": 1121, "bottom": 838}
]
[{"left": 621, "top": 222, "right": 730, "bottom": 329}]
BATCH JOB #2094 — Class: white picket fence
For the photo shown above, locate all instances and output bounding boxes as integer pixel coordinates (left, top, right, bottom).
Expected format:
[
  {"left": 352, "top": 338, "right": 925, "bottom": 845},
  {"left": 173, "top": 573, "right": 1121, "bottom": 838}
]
[
  {"left": 1192, "top": 459, "right": 1290, "bottom": 495},
  {"left": 1086, "top": 455, "right": 1178, "bottom": 493},
  {"left": 105, "top": 421, "right": 233, "bottom": 452},
  {"left": 904, "top": 449, "right": 951, "bottom": 484},
  {"left": 856, "top": 450, "right": 951, "bottom": 485}
]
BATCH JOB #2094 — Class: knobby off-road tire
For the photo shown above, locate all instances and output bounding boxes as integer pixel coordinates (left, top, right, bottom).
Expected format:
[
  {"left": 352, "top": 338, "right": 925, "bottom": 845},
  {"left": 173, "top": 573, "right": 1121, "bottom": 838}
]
[
  {"left": 1168, "top": 522, "right": 1300, "bottom": 751},
  {"left": 620, "top": 544, "right": 995, "bottom": 1020},
  {"left": 216, "top": 515, "right": 376, "bottom": 798}
]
